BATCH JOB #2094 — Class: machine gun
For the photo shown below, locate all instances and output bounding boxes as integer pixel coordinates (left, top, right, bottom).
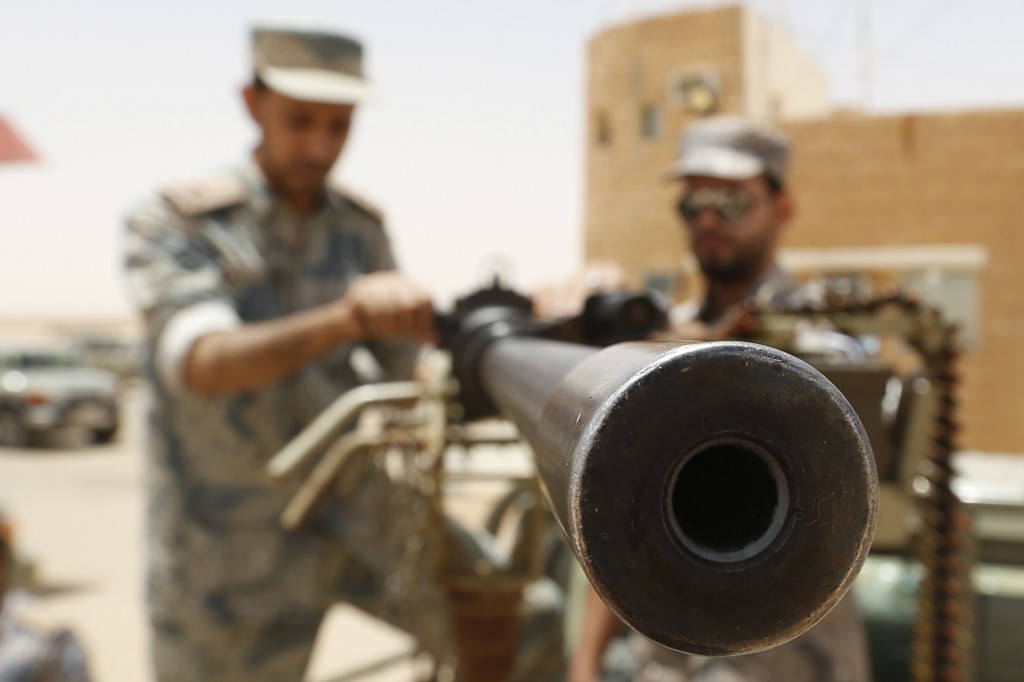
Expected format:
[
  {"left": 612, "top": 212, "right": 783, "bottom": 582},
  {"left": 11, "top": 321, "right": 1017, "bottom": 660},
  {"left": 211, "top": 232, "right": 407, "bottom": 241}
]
[{"left": 268, "top": 280, "right": 879, "bottom": 678}]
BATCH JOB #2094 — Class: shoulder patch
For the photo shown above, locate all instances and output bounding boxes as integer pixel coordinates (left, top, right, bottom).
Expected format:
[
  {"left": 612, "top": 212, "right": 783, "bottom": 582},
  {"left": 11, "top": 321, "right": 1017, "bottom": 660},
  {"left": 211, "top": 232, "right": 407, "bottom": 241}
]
[
  {"left": 162, "top": 172, "right": 248, "bottom": 217},
  {"left": 332, "top": 182, "right": 384, "bottom": 223}
]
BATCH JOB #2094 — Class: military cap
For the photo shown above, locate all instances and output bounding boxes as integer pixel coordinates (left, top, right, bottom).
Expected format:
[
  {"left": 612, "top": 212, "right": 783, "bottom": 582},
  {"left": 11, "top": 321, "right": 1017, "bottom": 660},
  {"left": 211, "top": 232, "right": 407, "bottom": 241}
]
[
  {"left": 252, "top": 20, "right": 372, "bottom": 104},
  {"left": 670, "top": 116, "right": 790, "bottom": 185}
]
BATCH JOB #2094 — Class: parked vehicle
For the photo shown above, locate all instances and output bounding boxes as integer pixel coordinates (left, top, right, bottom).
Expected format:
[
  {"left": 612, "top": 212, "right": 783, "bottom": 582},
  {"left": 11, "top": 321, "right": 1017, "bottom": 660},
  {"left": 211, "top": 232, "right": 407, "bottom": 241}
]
[
  {"left": 0, "top": 345, "right": 121, "bottom": 447},
  {"left": 68, "top": 334, "right": 142, "bottom": 378}
]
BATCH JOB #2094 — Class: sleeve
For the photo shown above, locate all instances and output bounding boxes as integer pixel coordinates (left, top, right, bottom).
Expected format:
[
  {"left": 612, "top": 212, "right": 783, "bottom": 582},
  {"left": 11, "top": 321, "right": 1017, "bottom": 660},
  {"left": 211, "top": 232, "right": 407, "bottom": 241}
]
[
  {"left": 123, "top": 200, "right": 240, "bottom": 391},
  {"left": 358, "top": 216, "right": 423, "bottom": 382},
  {"left": 40, "top": 629, "right": 93, "bottom": 682}
]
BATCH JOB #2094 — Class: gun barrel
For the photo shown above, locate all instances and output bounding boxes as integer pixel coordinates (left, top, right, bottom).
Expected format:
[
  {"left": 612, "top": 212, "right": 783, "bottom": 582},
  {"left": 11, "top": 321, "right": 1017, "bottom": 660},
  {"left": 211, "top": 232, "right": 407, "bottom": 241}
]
[{"left": 479, "top": 337, "right": 878, "bottom": 655}]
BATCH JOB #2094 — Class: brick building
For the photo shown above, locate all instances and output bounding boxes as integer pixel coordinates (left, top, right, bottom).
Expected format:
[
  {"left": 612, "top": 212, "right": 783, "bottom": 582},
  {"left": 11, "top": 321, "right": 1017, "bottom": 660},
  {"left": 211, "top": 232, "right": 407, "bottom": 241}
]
[{"left": 585, "top": 5, "right": 1024, "bottom": 453}]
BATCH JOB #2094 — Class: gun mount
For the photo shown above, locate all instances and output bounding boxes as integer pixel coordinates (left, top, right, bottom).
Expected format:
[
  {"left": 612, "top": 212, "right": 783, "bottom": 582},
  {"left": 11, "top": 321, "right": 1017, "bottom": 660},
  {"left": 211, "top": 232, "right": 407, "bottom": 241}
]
[{"left": 270, "top": 280, "right": 879, "bottom": 663}]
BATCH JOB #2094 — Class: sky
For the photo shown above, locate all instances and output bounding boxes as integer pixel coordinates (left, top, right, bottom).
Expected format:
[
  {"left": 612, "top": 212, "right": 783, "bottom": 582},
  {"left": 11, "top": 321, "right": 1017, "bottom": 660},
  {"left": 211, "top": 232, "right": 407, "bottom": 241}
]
[{"left": 1, "top": 0, "right": 1022, "bottom": 320}]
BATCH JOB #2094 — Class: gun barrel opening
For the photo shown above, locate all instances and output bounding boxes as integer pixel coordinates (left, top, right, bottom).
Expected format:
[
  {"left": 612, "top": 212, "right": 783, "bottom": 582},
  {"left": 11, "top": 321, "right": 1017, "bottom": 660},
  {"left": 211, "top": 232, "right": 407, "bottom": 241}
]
[{"left": 667, "top": 439, "right": 790, "bottom": 563}]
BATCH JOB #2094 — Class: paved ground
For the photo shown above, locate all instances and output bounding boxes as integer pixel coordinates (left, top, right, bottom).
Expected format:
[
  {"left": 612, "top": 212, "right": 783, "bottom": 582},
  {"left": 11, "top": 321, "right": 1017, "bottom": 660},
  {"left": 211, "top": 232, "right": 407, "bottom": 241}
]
[{"left": 0, "top": 385, "right": 425, "bottom": 682}]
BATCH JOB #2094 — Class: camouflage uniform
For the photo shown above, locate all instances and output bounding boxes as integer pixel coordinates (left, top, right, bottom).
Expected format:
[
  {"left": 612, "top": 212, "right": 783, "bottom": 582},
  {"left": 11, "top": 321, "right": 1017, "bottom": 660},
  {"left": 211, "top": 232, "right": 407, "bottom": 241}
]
[
  {"left": 0, "top": 595, "right": 92, "bottom": 682},
  {"left": 672, "top": 265, "right": 865, "bottom": 362},
  {"left": 670, "top": 265, "right": 804, "bottom": 326},
  {"left": 642, "top": 267, "right": 872, "bottom": 682},
  {"left": 124, "top": 160, "right": 500, "bottom": 681}
]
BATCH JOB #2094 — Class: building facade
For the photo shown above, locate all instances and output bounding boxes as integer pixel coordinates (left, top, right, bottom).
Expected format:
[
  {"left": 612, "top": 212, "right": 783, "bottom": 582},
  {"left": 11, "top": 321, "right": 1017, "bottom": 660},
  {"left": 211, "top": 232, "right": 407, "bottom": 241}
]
[{"left": 585, "top": 5, "right": 1024, "bottom": 453}]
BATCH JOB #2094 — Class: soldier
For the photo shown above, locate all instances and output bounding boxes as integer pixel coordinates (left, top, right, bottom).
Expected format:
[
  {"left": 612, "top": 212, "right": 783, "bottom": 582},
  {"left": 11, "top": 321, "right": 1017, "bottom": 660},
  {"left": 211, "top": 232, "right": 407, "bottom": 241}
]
[
  {"left": 0, "top": 509, "right": 92, "bottom": 681},
  {"left": 568, "top": 116, "right": 871, "bottom": 682},
  {"left": 124, "top": 21, "right": 560, "bottom": 682}
]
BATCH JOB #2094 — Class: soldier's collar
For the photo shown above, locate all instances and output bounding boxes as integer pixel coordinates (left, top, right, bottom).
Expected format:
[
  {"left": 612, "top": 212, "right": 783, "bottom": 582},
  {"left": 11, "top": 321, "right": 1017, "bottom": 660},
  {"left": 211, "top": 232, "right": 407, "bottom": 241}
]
[
  {"left": 240, "top": 155, "right": 276, "bottom": 218},
  {"left": 243, "top": 155, "right": 341, "bottom": 220}
]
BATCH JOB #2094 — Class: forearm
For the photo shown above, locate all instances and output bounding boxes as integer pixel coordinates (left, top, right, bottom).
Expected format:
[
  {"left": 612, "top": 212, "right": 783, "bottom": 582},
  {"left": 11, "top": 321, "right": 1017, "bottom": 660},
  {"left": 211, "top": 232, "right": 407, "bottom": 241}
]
[
  {"left": 569, "top": 585, "right": 625, "bottom": 682},
  {"left": 185, "top": 300, "right": 362, "bottom": 396}
]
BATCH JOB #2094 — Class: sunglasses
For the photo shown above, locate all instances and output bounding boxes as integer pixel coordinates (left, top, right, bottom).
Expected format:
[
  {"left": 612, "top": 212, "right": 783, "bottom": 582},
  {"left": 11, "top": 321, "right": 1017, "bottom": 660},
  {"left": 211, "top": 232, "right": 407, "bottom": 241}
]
[{"left": 677, "top": 187, "right": 759, "bottom": 225}]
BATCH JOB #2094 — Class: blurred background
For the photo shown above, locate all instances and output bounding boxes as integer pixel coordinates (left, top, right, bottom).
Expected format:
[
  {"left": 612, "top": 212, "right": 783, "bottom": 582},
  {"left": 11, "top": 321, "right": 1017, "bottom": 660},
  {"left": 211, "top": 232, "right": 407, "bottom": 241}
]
[
  {"left": 2, "top": 0, "right": 1022, "bottom": 319},
  {"left": 2, "top": 1, "right": 1023, "bottom": 681}
]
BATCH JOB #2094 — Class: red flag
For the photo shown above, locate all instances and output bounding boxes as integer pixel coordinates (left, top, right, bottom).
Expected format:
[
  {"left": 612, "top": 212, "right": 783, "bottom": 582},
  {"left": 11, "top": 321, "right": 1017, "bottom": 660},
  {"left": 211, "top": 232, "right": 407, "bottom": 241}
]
[{"left": 0, "top": 117, "right": 38, "bottom": 163}]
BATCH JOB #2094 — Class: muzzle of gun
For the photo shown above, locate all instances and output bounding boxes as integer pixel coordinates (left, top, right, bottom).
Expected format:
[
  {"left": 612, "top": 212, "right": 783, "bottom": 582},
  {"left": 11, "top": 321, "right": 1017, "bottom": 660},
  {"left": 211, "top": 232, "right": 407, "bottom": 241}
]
[{"left": 443, "top": 285, "right": 878, "bottom": 656}]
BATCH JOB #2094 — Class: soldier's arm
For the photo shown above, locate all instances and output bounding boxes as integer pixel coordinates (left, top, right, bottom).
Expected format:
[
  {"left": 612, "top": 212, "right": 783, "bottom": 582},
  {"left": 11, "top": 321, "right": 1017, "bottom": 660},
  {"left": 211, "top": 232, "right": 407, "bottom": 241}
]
[
  {"left": 124, "top": 184, "right": 432, "bottom": 399},
  {"left": 568, "top": 584, "right": 625, "bottom": 682},
  {"left": 185, "top": 271, "right": 433, "bottom": 396},
  {"left": 340, "top": 188, "right": 429, "bottom": 383}
]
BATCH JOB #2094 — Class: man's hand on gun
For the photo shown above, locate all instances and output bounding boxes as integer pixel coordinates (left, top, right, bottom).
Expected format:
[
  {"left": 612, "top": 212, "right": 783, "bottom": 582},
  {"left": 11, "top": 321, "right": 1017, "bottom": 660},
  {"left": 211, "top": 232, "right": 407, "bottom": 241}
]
[
  {"left": 532, "top": 261, "right": 629, "bottom": 318},
  {"left": 339, "top": 271, "right": 436, "bottom": 342}
]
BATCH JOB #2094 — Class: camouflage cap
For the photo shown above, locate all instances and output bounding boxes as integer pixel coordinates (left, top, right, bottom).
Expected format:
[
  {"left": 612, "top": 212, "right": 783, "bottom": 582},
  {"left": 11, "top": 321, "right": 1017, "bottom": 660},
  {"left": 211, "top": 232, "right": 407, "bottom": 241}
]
[
  {"left": 252, "top": 20, "right": 372, "bottom": 104},
  {"left": 670, "top": 116, "right": 790, "bottom": 185}
]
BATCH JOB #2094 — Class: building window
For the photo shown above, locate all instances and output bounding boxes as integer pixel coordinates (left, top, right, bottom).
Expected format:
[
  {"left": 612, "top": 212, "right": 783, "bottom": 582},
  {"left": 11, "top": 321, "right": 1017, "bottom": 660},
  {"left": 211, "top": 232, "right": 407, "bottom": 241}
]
[
  {"left": 670, "top": 70, "right": 721, "bottom": 116},
  {"left": 594, "top": 110, "right": 612, "bottom": 146},
  {"left": 640, "top": 104, "right": 661, "bottom": 139}
]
